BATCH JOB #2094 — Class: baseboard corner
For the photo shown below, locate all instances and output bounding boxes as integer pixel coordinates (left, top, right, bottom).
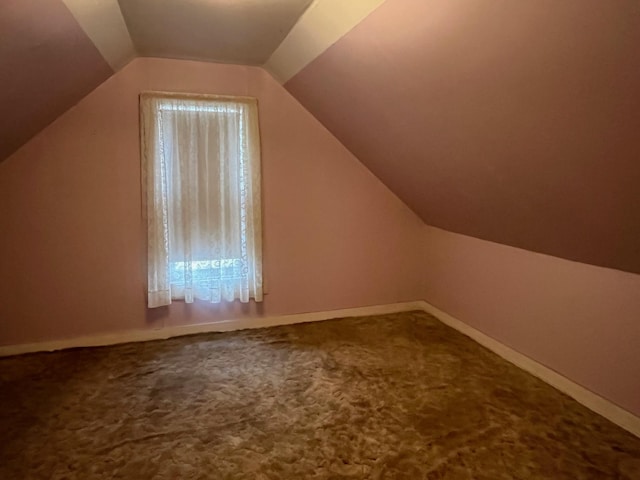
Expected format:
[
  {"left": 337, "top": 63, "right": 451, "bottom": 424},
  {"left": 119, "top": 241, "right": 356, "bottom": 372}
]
[{"left": 415, "top": 299, "right": 640, "bottom": 439}]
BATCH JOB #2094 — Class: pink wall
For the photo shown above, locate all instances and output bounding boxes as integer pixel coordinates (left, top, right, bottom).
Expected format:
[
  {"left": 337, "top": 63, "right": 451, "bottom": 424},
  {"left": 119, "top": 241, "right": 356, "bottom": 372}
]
[
  {"left": 0, "top": 57, "right": 425, "bottom": 345},
  {"left": 422, "top": 225, "right": 640, "bottom": 416},
  {"left": 285, "top": 0, "right": 640, "bottom": 274}
]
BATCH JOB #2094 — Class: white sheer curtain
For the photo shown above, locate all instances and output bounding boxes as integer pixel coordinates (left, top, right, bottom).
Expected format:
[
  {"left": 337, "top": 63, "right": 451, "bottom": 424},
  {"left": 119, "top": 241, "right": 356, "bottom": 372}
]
[{"left": 140, "top": 92, "right": 262, "bottom": 307}]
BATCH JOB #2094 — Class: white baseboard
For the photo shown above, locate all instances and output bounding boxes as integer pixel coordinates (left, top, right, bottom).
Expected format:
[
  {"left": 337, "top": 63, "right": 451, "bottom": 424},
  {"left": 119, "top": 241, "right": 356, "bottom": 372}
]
[
  {"left": 416, "top": 300, "right": 640, "bottom": 439},
  {"left": 1, "top": 299, "right": 638, "bottom": 438},
  {"left": 0, "top": 301, "right": 425, "bottom": 357}
]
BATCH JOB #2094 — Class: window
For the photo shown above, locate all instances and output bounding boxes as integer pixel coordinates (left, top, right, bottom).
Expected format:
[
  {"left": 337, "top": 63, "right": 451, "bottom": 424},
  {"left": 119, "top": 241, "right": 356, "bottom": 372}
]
[{"left": 140, "top": 92, "right": 262, "bottom": 307}]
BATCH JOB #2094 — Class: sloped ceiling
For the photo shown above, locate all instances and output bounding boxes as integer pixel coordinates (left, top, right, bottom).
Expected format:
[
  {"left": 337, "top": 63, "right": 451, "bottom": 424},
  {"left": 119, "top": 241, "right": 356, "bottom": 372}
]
[
  {"left": 284, "top": 0, "right": 640, "bottom": 274},
  {"left": 0, "top": 0, "right": 315, "bottom": 162},
  {"left": 118, "top": 0, "right": 313, "bottom": 64},
  {"left": 0, "top": 0, "right": 114, "bottom": 161},
  {"left": 2, "top": 0, "right": 639, "bottom": 274}
]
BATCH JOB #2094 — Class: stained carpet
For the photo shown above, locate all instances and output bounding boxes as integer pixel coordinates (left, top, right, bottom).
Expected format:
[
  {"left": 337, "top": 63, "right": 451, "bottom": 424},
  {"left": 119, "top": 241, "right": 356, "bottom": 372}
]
[{"left": 1, "top": 311, "right": 639, "bottom": 479}]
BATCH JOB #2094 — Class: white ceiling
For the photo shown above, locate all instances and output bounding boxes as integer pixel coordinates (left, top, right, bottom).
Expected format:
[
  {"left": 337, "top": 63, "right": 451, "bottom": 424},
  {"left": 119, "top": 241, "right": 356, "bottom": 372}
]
[{"left": 117, "top": 0, "right": 314, "bottom": 65}]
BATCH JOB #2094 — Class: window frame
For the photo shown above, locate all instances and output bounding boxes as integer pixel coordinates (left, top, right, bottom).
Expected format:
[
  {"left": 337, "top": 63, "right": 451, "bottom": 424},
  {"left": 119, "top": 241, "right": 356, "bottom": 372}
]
[{"left": 140, "top": 91, "right": 263, "bottom": 307}]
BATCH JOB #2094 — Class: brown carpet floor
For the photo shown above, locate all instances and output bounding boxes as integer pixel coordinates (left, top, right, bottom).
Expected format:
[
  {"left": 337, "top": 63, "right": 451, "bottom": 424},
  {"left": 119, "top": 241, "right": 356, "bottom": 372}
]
[{"left": 1, "top": 311, "right": 639, "bottom": 479}]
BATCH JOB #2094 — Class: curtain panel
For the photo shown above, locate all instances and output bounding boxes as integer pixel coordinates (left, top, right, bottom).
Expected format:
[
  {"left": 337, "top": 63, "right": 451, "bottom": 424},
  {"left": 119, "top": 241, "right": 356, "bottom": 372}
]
[{"left": 140, "top": 92, "right": 263, "bottom": 307}]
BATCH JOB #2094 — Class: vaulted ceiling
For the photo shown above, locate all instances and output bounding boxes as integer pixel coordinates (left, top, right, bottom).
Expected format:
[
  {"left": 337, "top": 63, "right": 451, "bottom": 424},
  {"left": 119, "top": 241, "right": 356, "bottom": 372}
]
[
  {"left": 1, "top": 0, "right": 114, "bottom": 161},
  {"left": 283, "top": 0, "right": 640, "bottom": 274},
  {"left": 2, "top": 0, "right": 639, "bottom": 274},
  {"left": 0, "top": 0, "right": 319, "bottom": 161},
  {"left": 118, "top": 0, "right": 313, "bottom": 64}
]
